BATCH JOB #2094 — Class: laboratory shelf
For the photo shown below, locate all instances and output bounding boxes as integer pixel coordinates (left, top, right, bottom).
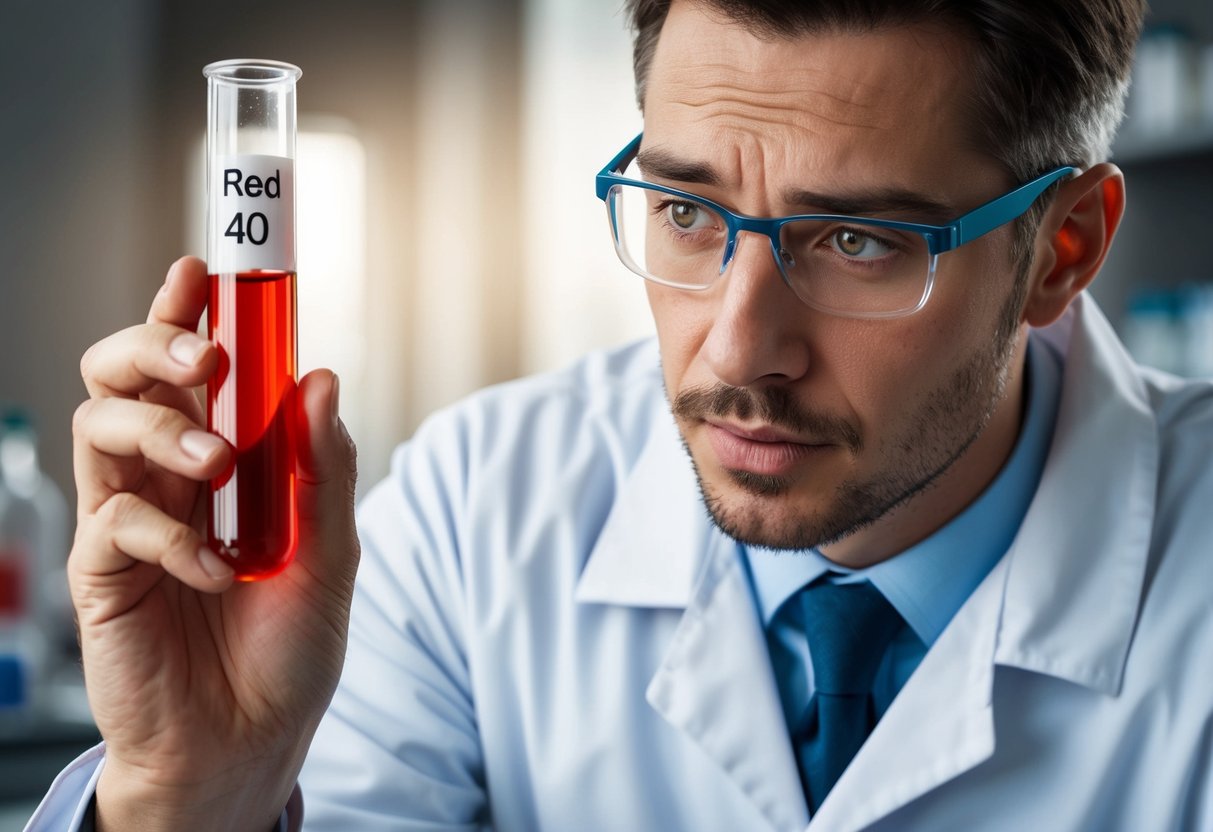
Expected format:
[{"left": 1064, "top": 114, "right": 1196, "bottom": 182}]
[{"left": 1112, "top": 122, "right": 1213, "bottom": 164}]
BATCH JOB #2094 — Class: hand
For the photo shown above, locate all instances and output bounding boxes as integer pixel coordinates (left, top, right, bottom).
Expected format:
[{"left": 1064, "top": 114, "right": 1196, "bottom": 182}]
[{"left": 70, "top": 256, "right": 360, "bottom": 831}]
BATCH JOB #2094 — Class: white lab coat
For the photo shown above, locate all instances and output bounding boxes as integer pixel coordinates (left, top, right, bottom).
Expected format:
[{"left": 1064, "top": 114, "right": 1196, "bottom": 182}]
[
  {"left": 25, "top": 294, "right": 1213, "bottom": 831},
  {"left": 297, "top": 293, "right": 1213, "bottom": 831}
]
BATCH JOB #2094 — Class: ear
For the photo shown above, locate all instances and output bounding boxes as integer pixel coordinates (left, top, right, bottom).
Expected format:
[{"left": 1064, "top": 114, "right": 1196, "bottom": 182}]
[{"left": 1022, "top": 163, "right": 1125, "bottom": 328}]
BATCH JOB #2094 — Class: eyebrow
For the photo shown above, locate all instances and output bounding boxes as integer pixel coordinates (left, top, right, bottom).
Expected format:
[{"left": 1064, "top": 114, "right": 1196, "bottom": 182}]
[
  {"left": 633, "top": 147, "right": 957, "bottom": 223},
  {"left": 782, "top": 188, "right": 957, "bottom": 223},
  {"left": 634, "top": 147, "right": 722, "bottom": 187}
]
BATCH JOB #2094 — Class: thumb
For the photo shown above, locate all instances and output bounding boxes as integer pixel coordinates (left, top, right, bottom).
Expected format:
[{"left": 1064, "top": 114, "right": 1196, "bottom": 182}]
[{"left": 295, "top": 369, "right": 360, "bottom": 588}]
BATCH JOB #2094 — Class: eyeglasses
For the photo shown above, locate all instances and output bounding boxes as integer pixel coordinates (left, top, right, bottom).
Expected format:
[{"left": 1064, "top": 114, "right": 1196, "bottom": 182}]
[{"left": 595, "top": 134, "right": 1075, "bottom": 319}]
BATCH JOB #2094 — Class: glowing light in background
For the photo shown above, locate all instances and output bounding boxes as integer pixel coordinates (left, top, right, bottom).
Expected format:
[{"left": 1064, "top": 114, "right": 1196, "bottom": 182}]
[
  {"left": 295, "top": 125, "right": 367, "bottom": 443},
  {"left": 521, "top": 0, "right": 650, "bottom": 375}
]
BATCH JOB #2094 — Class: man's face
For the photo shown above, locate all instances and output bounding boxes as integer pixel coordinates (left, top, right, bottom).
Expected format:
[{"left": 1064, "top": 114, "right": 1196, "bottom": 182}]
[{"left": 643, "top": 3, "right": 1032, "bottom": 564}]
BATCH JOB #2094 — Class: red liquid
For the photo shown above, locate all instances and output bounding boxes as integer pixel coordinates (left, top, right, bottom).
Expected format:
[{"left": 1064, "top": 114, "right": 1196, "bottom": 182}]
[
  {"left": 0, "top": 551, "right": 27, "bottom": 616},
  {"left": 207, "top": 271, "right": 298, "bottom": 581}
]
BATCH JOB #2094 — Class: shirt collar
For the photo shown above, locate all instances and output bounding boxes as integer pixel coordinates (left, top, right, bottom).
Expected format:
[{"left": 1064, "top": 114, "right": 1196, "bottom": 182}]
[{"left": 744, "top": 333, "right": 1063, "bottom": 648}]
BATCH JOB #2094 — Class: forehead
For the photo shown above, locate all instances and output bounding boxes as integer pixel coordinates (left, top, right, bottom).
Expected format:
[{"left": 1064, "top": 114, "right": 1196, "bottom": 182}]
[{"left": 643, "top": 1, "right": 1004, "bottom": 202}]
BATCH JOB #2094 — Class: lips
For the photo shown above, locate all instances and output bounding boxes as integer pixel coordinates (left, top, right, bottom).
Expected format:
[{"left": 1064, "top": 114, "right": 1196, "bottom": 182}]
[{"left": 704, "top": 419, "right": 828, "bottom": 476}]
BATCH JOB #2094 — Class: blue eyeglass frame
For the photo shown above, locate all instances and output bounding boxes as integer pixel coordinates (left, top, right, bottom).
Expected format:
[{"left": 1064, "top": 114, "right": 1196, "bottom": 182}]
[{"left": 595, "top": 131, "right": 1075, "bottom": 272}]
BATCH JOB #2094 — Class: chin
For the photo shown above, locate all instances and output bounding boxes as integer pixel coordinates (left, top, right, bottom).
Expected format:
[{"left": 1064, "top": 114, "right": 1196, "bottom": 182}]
[
  {"left": 695, "top": 470, "right": 830, "bottom": 551},
  {"left": 694, "top": 454, "right": 909, "bottom": 552}
]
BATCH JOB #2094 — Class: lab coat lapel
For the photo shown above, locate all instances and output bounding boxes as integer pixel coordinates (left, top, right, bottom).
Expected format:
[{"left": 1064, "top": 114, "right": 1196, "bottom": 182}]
[
  {"left": 575, "top": 407, "right": 809, "bottom": 831},
  {"left": 646, "top": 534, "right": 811, "bottom": 832},
  {"left": 806, "top": 557, "right": 1006, "bottom": 832}
]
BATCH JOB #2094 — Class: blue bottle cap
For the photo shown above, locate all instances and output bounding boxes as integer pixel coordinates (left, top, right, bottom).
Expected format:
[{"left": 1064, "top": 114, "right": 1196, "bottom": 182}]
[{"left": 0, "top": 655, "right": 26, "bottom": 707}]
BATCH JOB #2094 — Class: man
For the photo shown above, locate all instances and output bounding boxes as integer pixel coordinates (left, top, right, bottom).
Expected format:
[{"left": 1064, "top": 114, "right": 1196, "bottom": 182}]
[{"left": 29, "top": 0, "right": 1213, "bottom": 830}]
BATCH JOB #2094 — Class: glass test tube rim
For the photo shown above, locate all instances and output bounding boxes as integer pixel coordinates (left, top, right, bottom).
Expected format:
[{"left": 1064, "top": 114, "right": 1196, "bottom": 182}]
[{"left": 203, "top": 58, "right": 302, "bottom": 85}]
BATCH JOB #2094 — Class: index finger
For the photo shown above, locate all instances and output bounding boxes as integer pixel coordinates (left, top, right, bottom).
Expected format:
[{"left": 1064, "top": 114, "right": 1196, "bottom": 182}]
[{"left": 147, "top": 256, "right": 210, "bottom": 330}]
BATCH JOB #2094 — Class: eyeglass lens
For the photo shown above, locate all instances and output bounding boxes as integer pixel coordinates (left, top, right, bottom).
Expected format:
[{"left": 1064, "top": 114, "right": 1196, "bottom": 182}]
[{"left": 608, "top": 179, "right": 934, "bottom": 317}]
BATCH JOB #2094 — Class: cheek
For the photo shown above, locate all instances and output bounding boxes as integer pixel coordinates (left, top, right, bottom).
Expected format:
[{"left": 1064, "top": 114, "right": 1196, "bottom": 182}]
[
  {"left": 936, "top": 230, "right": 1019, "bottom": 325},
  {"left": 840, "top": 252, "right": 1012, "bottom": 440},
  {"left": 826, "top": 315, "right": 963, "bottom": 432},
  {"left": 646, "top": 282, "right": 711, "bottom": 389},
  {"left": 871, "top": 240, "right": 1013, "bottom": 378}
]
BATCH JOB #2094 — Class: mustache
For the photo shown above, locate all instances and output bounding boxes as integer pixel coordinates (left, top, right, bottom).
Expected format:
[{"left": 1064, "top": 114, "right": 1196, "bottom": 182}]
[{"left": 672, "top": 384, "right": 862, "bottom": 452}]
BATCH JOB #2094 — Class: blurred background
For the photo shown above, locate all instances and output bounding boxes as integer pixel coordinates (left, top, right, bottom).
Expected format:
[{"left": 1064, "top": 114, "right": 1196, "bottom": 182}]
[{"left": 1, "top": 0, "right": 1211, "bottom": 824}]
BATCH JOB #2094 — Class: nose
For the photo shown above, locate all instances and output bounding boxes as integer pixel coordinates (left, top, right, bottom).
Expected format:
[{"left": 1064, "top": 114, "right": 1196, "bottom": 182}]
[{"left": 700, "top": 231, "right": 813, "bottom": 388}]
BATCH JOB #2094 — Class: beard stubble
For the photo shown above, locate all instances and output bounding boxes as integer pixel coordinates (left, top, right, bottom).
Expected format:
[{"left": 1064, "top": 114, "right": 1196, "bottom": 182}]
[{"left": 670, "top": 277, "right": 1026, "bottom": 552}]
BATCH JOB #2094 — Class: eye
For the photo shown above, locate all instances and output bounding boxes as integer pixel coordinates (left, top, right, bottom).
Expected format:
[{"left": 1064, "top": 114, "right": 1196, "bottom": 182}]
[
  {"left": 832, "top": 228, "right": 893, "bottom": 259},
  {"left": 667, "top": 200, "right": 709, "bottom": 231}
]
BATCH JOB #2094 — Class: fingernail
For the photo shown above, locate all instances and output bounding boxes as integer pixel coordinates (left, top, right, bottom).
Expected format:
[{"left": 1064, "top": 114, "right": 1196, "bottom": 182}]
[
  {"left": 331, "top": 373, "right": 341, "bottom": 426},
  {"left": 169, "top": 333, "right": 209, "bottom": 367},
  {"left": 180, "top": 429, "right": 226, "bottom": 461},
  {"left": 197, "top": 546, "right": 234, "bottom": 580}
]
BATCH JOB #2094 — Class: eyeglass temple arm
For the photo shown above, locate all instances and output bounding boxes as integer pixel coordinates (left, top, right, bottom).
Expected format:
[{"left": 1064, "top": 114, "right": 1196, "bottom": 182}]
[
  {"left": 947, "top": 166, "right": 1077, "bottom": 251},
  {"left": 595, "top": 134, "right": 646, "bottom": 200}
]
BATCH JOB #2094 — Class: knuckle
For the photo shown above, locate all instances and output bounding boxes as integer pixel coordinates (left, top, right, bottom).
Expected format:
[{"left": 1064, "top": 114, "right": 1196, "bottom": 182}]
[
  {"left": 67, "top": 520, "right": 103, "bottom": 584},
  {"left": 79, "top": 342, "right": 99, "bottom": 381},
  {"left": 68, "top": 516, "right": 96, "bottom": 560},
  {"left": 98, "top": 491, "right": 143, "bottom": 529},
  {"left": 162, "top": 521, "right": 196, "bottom": 553},
  {"left": 142, "top": 402, "right": 181, "bottom": 435},
  {"left": 72, "top": 399, "right": 95, "bottom": 437}
]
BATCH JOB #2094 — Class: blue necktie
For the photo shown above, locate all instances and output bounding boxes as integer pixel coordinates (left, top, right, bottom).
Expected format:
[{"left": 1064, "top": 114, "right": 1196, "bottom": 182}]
[{"left": 784, "top": 580, "right": 905, "bottom": 812}]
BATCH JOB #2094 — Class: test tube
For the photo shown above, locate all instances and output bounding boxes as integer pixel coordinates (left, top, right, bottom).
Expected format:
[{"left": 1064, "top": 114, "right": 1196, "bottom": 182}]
[{"left": 204, "top": 59, "right": 301, "bottom": 581}]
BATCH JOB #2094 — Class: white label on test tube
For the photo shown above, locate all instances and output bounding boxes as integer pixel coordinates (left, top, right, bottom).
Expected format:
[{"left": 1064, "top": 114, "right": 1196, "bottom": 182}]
[{"left": 210, "top": 154, "right": 295, "bottom": 274}]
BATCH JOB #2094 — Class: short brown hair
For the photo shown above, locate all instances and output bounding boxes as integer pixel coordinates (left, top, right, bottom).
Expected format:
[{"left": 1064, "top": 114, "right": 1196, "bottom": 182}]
[
  {"left": 625, "top": 0, "right": 1145, "bottom": 267},
  {"left": 626, "top": 0, "right": 1143, "bottom": 179}
]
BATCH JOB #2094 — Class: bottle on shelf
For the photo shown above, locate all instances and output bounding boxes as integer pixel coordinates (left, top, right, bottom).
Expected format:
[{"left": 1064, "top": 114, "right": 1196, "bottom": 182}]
[{"left": 0, "top": 407, "right": 69, "bottom": 736}]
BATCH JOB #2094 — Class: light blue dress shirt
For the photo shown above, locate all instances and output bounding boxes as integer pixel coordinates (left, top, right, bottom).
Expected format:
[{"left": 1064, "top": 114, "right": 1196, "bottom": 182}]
[{"left": 744, "top": 335, "right": 1063, "bottom": 729}]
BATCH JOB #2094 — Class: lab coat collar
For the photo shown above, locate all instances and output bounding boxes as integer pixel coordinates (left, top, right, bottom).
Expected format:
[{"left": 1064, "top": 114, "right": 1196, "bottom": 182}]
[
  {"left": 992, "top": 293, "right": 1157, "bottom": 696},
  {"left": 574, "top": 403, "right": 709, "bottom": 608}
]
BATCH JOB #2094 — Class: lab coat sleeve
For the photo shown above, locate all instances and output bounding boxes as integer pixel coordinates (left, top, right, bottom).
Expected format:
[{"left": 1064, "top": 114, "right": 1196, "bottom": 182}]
[
  {"left": 22, "top": 743, "right": 298, "bottom": 831},
  {"left": 22, "top": 743, "right": 104, "bottom": 831},
  {"left": 297, "top": 410, "right": 490, "bottom": 831}
]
